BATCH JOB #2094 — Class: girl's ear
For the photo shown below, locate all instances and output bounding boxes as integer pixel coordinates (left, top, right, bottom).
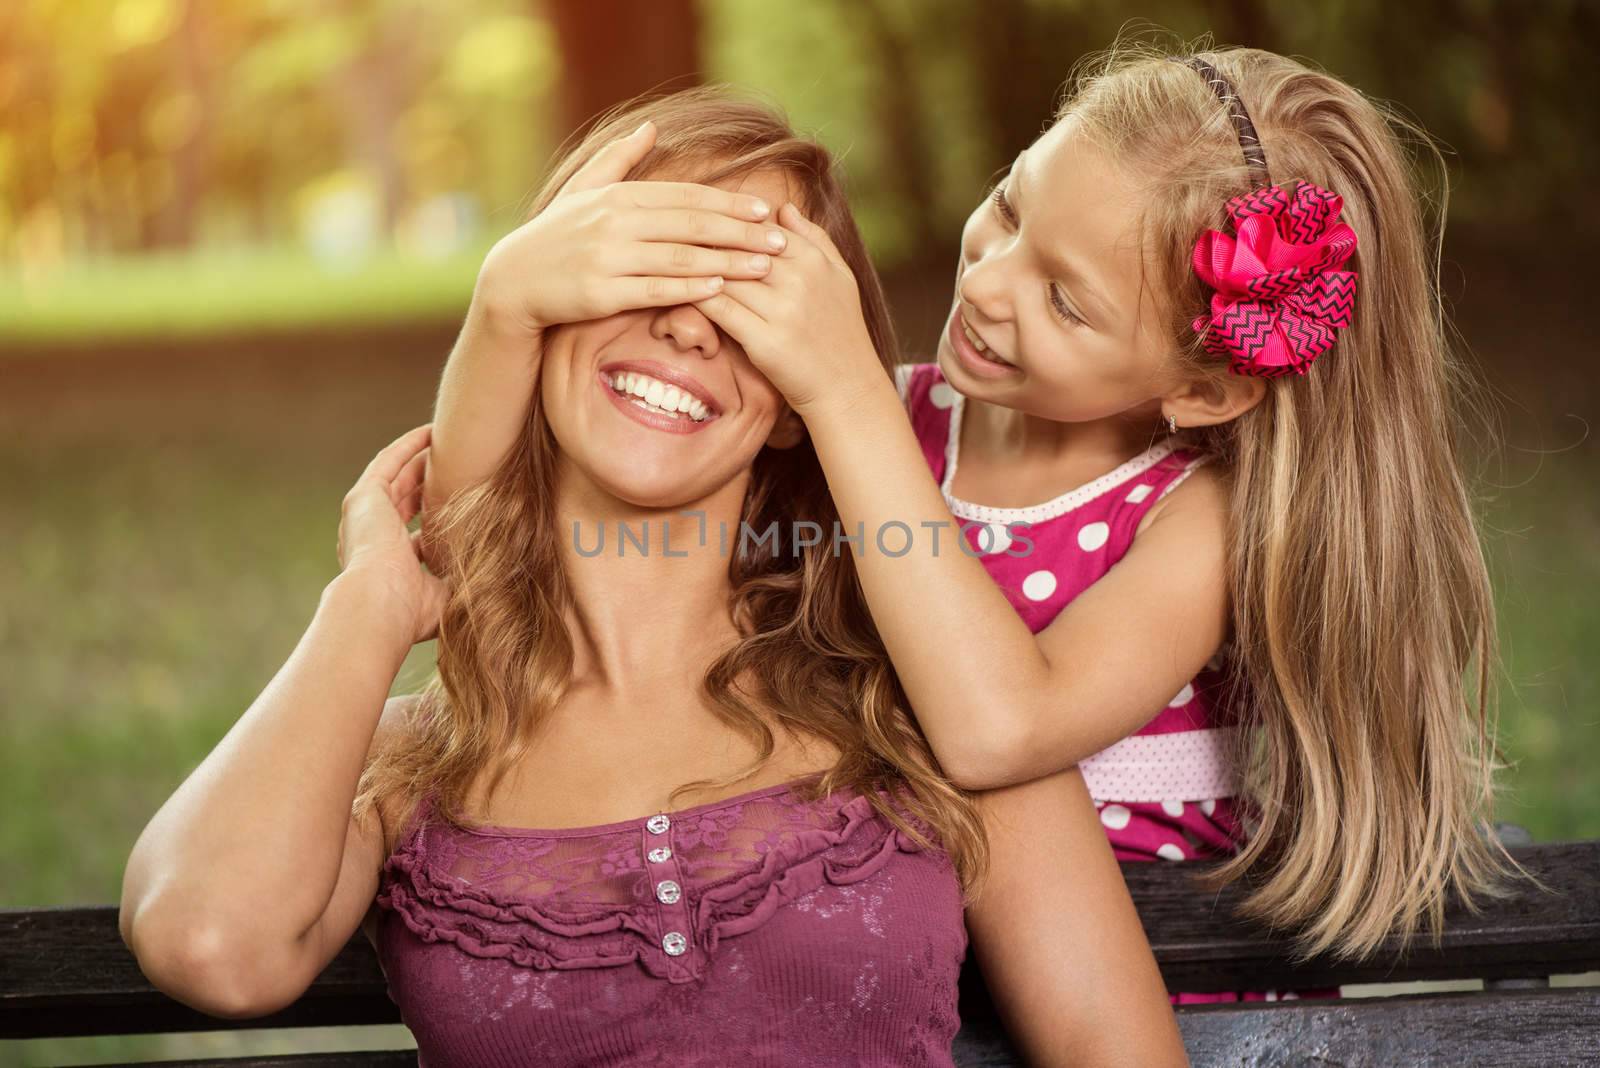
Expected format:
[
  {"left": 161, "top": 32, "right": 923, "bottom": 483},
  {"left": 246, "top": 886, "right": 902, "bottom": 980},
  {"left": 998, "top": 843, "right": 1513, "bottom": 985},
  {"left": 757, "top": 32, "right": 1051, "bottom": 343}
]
[
  {"left": 1161, "top": 372, "right": 1267, "bottom": 430},
  {"left": 765, "top": 406, "right": 807, "bottom": 449}
]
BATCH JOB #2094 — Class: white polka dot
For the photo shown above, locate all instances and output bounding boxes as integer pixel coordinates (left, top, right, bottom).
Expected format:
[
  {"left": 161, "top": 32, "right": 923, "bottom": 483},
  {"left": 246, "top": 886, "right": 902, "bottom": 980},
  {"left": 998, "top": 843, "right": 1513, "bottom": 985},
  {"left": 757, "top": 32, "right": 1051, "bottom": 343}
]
[
  {"left": 1168, "top": 684, "right": 1195, "bottom": 707},
  {"left": 1021, "top": 570, "right": 1058, "bottom": 602},
  {"left": 1156, "top": 843, "right": 1186, "bottom": 861},
  {"left": 1126, "top": 484, "right": 1153, "bottom": 503},
  {"left": 1076, "top": 521, "right": 1110, "bottom": 551},
  {"left": 929, "top": 383, "right": 958, "bottom": 409},
  {"left": 978, "top": 522, "right": 1011, "bottom": 555},
  {"left": 1200, "top": 799, "right": 1217, "bottom": 817},
  {"left": 1161, "top": 800, "right": 1185, "bottom": 817},
  {"left": 1099, "top": 804, "right": 1131, "bottom": 830}
]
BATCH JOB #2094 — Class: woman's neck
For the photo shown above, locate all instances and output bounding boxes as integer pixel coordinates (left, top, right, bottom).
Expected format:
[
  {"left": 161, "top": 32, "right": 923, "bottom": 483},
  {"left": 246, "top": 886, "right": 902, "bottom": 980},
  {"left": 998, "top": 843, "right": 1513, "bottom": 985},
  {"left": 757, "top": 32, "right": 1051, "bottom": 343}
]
[{"left": 554, "top": 466, "right": 749, "bottom": 698}]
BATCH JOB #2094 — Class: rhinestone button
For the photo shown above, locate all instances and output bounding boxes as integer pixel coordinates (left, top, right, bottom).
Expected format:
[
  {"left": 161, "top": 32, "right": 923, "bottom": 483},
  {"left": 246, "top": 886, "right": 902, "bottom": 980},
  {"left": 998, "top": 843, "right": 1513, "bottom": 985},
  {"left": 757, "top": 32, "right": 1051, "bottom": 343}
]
[
  {"left": 647, "top": 846, "right": 673, "bottom": 863},
  {"left": 662, "top": 931, "right": 688, "bottom": 956},
  {"left": 645, "top": 813, "right": 670, "bottom": 835},
  {"left": 655, "top": 879, "right": 682, "bottom": 905}
]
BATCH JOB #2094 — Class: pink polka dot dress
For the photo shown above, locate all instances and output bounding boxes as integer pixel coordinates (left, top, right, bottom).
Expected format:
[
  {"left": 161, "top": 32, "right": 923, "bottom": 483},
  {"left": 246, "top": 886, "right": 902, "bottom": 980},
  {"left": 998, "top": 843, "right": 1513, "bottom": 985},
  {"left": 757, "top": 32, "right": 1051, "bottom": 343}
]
[{"left": 897, "top": 362, "right": 1322, "bottom": 1004}]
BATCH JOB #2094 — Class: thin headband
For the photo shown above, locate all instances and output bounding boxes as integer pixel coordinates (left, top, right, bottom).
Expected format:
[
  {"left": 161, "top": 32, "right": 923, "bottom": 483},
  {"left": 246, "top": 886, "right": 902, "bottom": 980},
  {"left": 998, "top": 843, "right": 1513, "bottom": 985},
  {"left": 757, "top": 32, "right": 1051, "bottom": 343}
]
[{"left": 1173, "top": 55, "right": 1270, "bottom": 184}]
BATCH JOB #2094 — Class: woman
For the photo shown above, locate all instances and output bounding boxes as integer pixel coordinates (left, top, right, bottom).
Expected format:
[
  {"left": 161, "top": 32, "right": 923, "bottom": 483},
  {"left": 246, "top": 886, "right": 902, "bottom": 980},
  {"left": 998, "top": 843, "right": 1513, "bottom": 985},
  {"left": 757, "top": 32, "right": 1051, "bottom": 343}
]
[{"left": 118, "top": 88, "right": 1185, "bottom": 1067}]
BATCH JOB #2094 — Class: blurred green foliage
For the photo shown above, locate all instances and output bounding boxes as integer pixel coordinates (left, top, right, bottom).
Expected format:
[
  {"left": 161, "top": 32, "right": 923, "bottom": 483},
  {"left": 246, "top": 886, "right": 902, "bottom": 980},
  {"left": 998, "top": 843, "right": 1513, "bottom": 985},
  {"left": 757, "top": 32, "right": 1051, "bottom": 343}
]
[{"left": 4, "top": 0, "right": 1597, "bottom": 341}]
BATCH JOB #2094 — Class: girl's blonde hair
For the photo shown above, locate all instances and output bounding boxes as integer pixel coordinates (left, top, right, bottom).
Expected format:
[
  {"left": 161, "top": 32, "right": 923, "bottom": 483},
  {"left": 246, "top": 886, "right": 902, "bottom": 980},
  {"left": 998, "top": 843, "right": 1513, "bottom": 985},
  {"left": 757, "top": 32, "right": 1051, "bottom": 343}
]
[
  {"left": 354, "top": 87, "right": 989, "bottom": 896},
  {"left": 1060, "top": 40, "right": 1510, "bottom": 957}
]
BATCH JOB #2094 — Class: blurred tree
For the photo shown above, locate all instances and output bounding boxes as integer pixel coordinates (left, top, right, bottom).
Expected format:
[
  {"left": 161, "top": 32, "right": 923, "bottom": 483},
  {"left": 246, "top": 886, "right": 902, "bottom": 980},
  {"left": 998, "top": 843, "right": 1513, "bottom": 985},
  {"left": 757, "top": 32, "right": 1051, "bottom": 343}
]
[
  {"left": 149, "top": 0, "right": 212, "bottom": 249},
  {"left": 545, "top": 0, "right": 700, "bottom": 140},
  {"left": 330, "top": 0, "right": 413, "bottom": 238}
]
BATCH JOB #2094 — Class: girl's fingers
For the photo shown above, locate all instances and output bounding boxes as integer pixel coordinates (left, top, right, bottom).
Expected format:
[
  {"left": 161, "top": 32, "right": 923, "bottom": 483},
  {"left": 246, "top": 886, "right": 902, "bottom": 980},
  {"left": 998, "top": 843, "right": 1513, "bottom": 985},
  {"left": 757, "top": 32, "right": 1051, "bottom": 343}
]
[
  {"left": 630, "top": 208, "right": 787, "bottom": 256},
  {"left": 627, "top": 242, "right": 774, "bottom": 280},
  {"left": 718, "top": 277, "right": 783, "bottom": 319},
  {"left": 557, "top": 120, "right": 658, "bottom": 197},
  {"left": 693, "top": 289, "right": 768, "bottom": 345},
  {"left": 622, "top": 180, "right": 772, "bottom": 223},
  {"left": 776, "top": 203, "right": 851, "bottom": 271},
  {"left": 609, "top": 275, "right": 731, "bottom": 310}
]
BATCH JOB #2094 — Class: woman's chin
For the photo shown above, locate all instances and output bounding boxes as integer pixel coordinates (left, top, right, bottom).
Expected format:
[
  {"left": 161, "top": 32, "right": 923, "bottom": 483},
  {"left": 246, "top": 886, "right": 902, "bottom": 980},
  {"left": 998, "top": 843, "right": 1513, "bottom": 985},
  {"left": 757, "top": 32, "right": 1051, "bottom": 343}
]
[{"left": 584, "top": 467, "right": 723, "bottom": 514}]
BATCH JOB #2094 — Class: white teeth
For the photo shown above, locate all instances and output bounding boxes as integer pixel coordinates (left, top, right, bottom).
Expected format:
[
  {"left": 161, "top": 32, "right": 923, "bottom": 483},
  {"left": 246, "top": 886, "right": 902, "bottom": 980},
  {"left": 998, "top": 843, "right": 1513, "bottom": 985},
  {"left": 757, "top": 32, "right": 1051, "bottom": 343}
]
[
  {"left": 603, "top": 370, "right": 712, "bottom": 422},
  {"left": 963, "top": 320, "right": 987, "bottom": 352},
  {"left": 963, "top": 320, "right": 1013, "bottom": 365}
]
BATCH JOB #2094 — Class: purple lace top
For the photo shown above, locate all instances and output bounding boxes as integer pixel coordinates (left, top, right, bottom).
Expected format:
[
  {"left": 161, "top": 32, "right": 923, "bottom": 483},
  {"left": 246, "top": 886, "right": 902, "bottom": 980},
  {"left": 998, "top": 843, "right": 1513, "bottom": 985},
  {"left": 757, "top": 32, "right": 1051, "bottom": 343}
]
[{"left": 372, "top": 774, "right": 968, "bottom": 1067}]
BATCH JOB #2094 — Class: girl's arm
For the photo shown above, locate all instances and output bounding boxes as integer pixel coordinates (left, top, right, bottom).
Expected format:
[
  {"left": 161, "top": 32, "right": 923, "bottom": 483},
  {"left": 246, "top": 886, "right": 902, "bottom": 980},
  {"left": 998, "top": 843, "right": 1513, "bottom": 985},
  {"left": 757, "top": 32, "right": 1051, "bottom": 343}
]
[
  {"left": 967, "top": 768, "right": 1188, "bottom": 1067},
  {"left": 696, "top": 207, "right": 1230, "bottom": 789},
  {"left": 119, "top": 426, "right": 440, "bottom": 1017},
  {"left": 424, "top": 121, "right": 783, "bottom": 518}
]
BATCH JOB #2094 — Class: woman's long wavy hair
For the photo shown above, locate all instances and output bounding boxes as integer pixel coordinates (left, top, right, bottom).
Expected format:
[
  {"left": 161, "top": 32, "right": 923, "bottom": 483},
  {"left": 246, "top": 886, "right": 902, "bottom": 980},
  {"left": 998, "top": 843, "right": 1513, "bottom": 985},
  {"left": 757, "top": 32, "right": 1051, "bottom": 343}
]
[
  {"left": 354, "top": 87, "right": 989, "bottom": 897},
  {"left": 1059, "top": 39, "right": 1513, "bottom": 957}
]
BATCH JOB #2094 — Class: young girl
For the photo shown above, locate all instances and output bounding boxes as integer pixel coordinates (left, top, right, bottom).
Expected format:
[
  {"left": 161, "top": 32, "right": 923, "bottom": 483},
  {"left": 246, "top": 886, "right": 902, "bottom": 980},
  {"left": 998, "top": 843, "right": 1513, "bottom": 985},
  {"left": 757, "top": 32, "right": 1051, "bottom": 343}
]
[{"left": 688, "top": 41, "right": 1510, "bottom": 972}]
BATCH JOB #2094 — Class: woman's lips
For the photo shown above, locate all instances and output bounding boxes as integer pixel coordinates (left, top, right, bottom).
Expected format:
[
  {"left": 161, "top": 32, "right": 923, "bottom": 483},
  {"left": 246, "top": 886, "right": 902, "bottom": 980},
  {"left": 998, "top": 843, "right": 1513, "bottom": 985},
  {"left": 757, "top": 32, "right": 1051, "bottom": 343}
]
[
  {"left": 946, "top": 308, "right": 1019, "bottom": 380},
  {"left": 600, "top": 359, "right": 720, "bottom": 411},
  {"left": 598, "top": 369, "right": 718, "bottom": 435}
]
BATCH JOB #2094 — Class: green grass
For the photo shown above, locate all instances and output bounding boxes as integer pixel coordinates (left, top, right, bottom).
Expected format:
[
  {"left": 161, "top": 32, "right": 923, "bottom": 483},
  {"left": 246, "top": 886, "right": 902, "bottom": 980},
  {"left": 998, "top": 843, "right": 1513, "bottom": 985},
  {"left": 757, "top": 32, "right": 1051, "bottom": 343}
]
[
  {"left": 1482, "top": 447, "right": 1600, "bottom": 841},
  {"left": 0, "top": 245, "right": 491, "bottom": 345}
]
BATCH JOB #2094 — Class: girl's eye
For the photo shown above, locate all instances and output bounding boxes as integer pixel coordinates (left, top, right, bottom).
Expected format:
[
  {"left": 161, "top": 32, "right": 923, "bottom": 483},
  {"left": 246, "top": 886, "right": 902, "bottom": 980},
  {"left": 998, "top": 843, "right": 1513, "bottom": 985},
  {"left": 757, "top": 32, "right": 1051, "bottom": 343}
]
[
  {"left": 990, "top": 183, "right": 1018, "bottom": 227},
  {"left": 1048, "top": 283, "right": 1084, "bottom": 326}
]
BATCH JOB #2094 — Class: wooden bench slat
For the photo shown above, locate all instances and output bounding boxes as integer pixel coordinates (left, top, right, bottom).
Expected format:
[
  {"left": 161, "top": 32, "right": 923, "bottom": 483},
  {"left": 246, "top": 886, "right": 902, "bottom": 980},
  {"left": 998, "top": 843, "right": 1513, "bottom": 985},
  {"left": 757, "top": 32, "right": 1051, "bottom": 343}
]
[
  {"left": 951, "top": 989, "right": 1600, "bottom": 1068},
  {"left": 77, "top": 992, "right": 1600, "bottom": 1068},
  {"left": 4, "top": 841, "right": 1595, "bottom": 1041},
  {"left": 90, "top": 1053, "right": 417, "bottom": 1068},
  {"left": 1176, "top": 988, "right": 1600, "bottom": 1067},
  {"left": 1127, "top": 838, "right": 1600, "bottom": 992},
  {"left": 0, "top": 907, "right": 396, "bottom": 1040}
]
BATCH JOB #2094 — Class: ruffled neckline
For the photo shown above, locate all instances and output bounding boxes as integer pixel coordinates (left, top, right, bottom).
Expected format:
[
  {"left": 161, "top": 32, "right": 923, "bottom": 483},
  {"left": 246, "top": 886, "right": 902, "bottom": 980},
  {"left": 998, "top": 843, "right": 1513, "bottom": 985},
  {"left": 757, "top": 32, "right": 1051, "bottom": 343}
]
[{"left": 374, "top": 784, "right": 935, "bottom": 984}]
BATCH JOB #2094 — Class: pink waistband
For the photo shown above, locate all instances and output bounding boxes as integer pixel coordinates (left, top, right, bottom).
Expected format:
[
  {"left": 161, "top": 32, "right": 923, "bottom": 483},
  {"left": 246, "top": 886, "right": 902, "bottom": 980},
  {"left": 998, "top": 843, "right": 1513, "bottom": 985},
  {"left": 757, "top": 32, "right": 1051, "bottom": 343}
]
[{"left": 1079, "top": 727, "right": 1241, "bottom": 803}]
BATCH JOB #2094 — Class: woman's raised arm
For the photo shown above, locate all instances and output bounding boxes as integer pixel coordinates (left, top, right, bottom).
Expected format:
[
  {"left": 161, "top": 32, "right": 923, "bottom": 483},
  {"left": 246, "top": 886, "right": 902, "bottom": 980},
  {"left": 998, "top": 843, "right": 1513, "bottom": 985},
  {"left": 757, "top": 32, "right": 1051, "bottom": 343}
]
[{"left": 119, "top": 424, "right": 444, "bottom": 1017}]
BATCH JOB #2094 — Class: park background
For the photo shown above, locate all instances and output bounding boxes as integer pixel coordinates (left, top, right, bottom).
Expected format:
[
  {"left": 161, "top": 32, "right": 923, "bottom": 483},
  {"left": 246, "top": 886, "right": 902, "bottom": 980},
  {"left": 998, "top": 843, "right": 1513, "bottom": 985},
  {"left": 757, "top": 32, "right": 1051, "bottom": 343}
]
[{"left": 2, "top": 0, "right": 1596, "bottom": 1063}]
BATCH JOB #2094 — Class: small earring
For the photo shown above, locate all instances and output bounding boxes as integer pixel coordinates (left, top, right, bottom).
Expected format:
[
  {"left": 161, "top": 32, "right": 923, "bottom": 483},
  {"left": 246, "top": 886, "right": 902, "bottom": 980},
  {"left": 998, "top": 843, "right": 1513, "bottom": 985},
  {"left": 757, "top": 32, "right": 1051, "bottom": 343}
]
[{"left": 1165, "top": 413, "right": 1179, "bottom": 434}]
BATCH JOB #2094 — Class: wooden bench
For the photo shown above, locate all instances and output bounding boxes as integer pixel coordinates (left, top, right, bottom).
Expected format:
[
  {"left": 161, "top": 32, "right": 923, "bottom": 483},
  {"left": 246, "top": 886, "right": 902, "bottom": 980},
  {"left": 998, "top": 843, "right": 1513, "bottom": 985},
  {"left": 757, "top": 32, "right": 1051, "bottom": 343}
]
[{"left": 4, "top": 841, "right": 1596, "bottom": 1067}]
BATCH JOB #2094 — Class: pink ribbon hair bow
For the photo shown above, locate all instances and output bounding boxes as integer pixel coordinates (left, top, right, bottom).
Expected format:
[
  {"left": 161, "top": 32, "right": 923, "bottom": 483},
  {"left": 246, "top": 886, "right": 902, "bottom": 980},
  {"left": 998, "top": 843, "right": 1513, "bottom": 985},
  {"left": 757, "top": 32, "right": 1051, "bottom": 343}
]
[{"left": 1191, "top": 180, "right": 1359, "bottom": 377}]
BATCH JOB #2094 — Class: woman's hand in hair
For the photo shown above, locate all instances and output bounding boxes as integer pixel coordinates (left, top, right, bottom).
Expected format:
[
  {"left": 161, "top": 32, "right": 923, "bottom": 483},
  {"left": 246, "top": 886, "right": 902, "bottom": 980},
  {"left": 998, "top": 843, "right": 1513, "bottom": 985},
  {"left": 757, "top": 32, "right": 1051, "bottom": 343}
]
[
  {"left": 692, "top": 202, "right": 885, "bottom": 419},
  {"left": 335, "top": 423, "right": 450, "bottom": 647},
  {"left": 471, "top": 120, "right": 785, "bottom": 341}
]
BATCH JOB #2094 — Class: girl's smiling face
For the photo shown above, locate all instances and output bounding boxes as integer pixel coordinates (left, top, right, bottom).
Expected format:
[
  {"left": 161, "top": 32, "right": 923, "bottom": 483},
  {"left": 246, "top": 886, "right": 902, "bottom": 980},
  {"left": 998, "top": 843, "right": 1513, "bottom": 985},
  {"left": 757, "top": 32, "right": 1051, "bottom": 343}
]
[
  {"left": 539, "top": 167, "right": 805, "bottom": 512},
  {"left": 937, "top": 117, "right": 1179, "bottom": 425}
]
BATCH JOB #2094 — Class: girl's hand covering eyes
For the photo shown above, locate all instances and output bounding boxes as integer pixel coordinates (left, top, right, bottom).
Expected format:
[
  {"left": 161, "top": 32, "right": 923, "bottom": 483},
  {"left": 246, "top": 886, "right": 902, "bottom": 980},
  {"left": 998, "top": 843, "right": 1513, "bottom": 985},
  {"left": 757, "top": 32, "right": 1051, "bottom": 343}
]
[
  {"left": 693, "top": 202, "right": 884, "bottom": 418},
  {"left": 471, "top": 120, "right": 787, "bottom": 341}
]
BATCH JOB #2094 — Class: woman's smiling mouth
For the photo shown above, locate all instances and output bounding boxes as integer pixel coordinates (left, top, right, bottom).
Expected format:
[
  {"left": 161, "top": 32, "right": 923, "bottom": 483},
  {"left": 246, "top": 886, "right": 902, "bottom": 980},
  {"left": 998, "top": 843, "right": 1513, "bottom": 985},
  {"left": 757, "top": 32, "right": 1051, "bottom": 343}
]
[{"left": 598, "top": 362, "right": 720, "bottom": 434}]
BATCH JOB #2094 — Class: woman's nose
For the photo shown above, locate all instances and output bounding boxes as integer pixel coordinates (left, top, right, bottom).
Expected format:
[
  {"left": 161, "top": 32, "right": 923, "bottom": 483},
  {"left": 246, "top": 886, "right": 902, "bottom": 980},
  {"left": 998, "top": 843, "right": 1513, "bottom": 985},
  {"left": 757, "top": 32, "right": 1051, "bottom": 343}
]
[{"left": 650, "top": 304, "right": 722, "bottom": 358}]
